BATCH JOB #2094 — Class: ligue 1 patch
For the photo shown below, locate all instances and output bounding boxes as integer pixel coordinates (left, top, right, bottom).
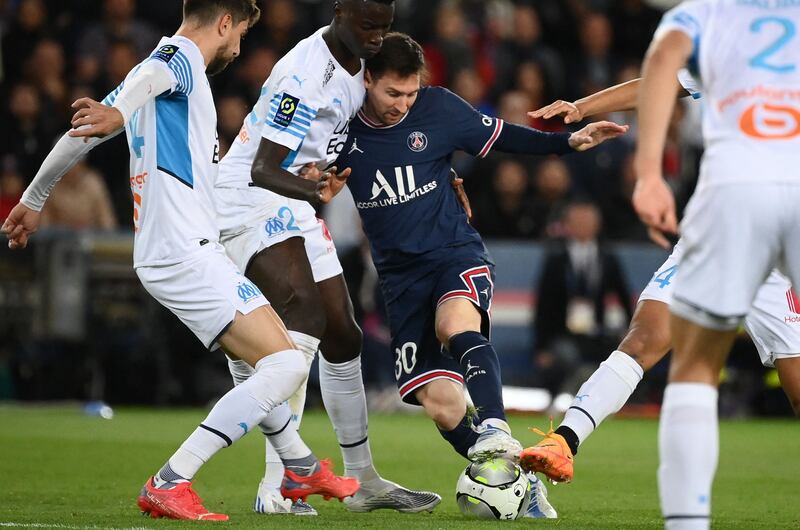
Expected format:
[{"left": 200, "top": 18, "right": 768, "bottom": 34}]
[
  {"left": 152, "top": 44, "right": 178, "bottom": 63},
  {"left": 407, "top": 131, "right": 428, "bottom": 152},
  {"left": 274, "top": 93, "right": 300, "bottom": 127}
]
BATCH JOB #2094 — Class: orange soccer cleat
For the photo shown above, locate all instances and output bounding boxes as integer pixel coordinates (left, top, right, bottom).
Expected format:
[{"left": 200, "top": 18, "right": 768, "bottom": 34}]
[
  {"left": 281, "top": 459, "right": 360, "bottom": 503},
  {"left": 519, "top": 421, "right": 575, "bottom": 483},
  {"left": 137, "top": 477, "right": 229, "bottom": 521}
]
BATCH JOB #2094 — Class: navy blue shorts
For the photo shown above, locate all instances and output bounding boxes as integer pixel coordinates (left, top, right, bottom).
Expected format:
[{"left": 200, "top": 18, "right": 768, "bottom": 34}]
[{"left": 380, "top": 248, "right": 494, "bottom": 405}]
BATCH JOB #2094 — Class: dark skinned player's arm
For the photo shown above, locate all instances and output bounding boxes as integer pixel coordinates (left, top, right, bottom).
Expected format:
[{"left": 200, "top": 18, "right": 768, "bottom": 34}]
[{"left": 250, "top": 138, "right": 322, "bottom": 207}]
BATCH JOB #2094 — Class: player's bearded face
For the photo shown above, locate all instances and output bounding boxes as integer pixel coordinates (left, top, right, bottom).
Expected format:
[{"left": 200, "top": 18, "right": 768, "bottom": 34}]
[
  {"left": 365, "top": 71, "right": 420, "bottom": 125},
  {"left": 208, "top": 20, "right": 249, "bottom": 76}
]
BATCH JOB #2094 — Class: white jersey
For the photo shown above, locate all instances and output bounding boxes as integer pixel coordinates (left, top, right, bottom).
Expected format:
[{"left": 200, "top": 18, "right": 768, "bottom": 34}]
[
  {"left": 217, "top": 26, "right": 365, "bottom": 186},
  {"left": 103, "top": 36, "right": 220, "bottom": 267},
  {"left": 657, "top": 0, "right": 800, "bottom": 188}
]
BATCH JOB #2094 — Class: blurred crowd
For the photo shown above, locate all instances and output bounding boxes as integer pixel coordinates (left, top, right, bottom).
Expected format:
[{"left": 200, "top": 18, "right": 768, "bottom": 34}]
[
  {"left": 0, "top": 0, "right": 703, "bottom": 237},
  {"left": 1, "top": 0, "right": 752, "bottom": 409}
]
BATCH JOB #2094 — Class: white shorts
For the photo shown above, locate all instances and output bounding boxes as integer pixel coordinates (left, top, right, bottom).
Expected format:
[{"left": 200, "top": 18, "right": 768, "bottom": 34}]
[
  {"left": 216, "top": 186, "right": 343, "bottom": 283},
  {"left": 639, "top": 235, "right": 800, "bottom": 367},
  {"left": 670, "top": 184, "right": 800, "bottom": 328},
  {"left": 136, "top": 243, "right": 268, "bottom": 349}
]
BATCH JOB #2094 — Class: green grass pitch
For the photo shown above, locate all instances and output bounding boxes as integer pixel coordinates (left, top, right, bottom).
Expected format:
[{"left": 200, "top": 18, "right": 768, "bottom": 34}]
[{"left": 0, "top": 406, "right": 797, "bottom": 529}]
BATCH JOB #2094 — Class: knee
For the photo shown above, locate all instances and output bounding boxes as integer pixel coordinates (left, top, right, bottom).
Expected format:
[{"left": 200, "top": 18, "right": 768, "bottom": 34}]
[
  {"left": 436, "top": 317, "right": 469, "bottom": 348},
  {"left": 322, "top": 319, "right": 363, "bottom": 362},
  {"left": 417, "top": 382, "right": 467, "bottom": 431}
]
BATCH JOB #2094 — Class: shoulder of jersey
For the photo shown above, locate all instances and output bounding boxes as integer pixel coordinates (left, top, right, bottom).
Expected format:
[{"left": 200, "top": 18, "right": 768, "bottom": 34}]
[{"left": 279, "top": 32, "right": 340, "bottom": 93}]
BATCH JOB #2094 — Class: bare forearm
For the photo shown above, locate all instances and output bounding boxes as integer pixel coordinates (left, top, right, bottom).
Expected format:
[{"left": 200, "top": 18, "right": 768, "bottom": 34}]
[
  {"left": 636, "top": 33, "right": 692, "bottom": 177},
  {"left": 576, "top": 79, "right": 640, "bottom": 117},
  {"left": 250, "top": 162, "right": 321, "bottom": 206}
]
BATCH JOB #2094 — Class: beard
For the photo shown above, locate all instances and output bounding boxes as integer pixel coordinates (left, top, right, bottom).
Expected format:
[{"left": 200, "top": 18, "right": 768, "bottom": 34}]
[{"left": 206, "top": 50, "right": 233, "bottom": 76}]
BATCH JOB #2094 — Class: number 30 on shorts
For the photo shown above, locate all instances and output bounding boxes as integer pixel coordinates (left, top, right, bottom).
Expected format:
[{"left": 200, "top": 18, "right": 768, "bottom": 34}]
[{"left": 394, "top": 342, "right": 418, "bottom": 380}]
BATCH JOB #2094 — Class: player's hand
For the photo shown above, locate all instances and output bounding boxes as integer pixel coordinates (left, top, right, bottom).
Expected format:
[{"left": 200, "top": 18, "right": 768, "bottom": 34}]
[
  {"left": 647, "top": 227, "right": 674, "bottom": 250},
  {"left": 1, "top": 202, "right": 41, "bottom": 249},
  {"left": 299, "top": 162, "right": 321, "bottom": 182},
  {"left": 632, "top": 176, "right": 678, "bottom": 237},
  {"left": 529, "top": 100, "right": 583, "bottom": 124},
  {"left": 68, "top": 97, "right": 124, "bottom": 139},
  {"left": 568, "top": 121, "right": 629, "bottom": 151},
  {"left": 316, "top": 166, "right": 351, "bottom": 204},
  {"left": 450, "top": 169, "right": 473, "bottom": 223}
]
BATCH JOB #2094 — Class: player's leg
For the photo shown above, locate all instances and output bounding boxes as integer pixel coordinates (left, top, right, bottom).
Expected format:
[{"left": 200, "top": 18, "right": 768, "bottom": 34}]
[
  {"left": 434, "top": 264, "right": 520, "bottom": 462},
  {"left": 521, "top": 299, "right": 668, "bottom": 481},
  {"left": 658, "top": 185, "right": 776, "bottom": 530},
  {"left": 312, "top": 233, "right": 441, "bottom": 513},
  {"left": 135, "top": 250, "right": 311, "bottom": 520},
  {"left": 743, "top": 271, "right": 800, "bottom": 417},
  {"left": 659, "top": 315, "right": 735, "bottom": 530},
  {"left": 414, "top": 378, "right": 478, "bottom": 458},
  {"left": 244, "top": 237, "right": 360, "bottom": 507},
  {"left": 775, "top": 357, "right": 800, "bottom": 416}
]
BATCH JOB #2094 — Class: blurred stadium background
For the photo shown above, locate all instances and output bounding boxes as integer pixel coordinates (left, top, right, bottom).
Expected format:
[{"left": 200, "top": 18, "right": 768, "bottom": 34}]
[{"left": 0, "top": 0, "right": 793, "bottom": 418}]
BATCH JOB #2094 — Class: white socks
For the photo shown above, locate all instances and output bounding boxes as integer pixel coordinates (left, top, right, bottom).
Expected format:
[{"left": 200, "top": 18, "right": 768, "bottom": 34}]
[
  {"left": 286, "top": 330, "right": 320, "bottom": 427},
  {"left": 319, "top": 353, "right": 377, "bottom": 481},
  {"left": 166, "top": 349, "right": 306, "bottom": 480},
  {"left": 562, "top": 350, "right": 644, "bottom": 444},
  {"left": 659, "top": 383, "right": 718, "bottom": 530}
]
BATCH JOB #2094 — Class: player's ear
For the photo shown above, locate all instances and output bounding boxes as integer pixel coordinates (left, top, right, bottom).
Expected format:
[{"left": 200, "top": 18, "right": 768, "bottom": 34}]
[
  {"left": 364, "top": 70, "right": 374, "bottom": 89},
  {"left": 218, "top": 13, "right": 233, "bottom": 36}
]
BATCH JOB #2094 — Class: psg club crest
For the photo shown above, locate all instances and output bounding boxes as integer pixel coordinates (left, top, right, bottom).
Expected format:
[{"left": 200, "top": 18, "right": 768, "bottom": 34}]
[{"left": 407, "top": 131, "right": 428, "bottom": 152}]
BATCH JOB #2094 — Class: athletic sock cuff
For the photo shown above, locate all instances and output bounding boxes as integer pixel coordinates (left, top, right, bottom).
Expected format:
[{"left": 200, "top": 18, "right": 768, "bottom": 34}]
[
  {"left": 662, "top": 383, "right": 718, "bottom": 409},
  {"left": 604, "top": 350, "right": 645, "bottom": 392}
]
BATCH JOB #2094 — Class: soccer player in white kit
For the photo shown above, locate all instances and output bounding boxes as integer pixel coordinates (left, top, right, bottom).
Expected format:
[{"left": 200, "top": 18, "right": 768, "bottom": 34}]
[
  {"left": 520, "top": 73, "right": 800, "bottom": 484},
  {"left": 633, "top": 1, "right": 800, "bottom": 528},
  {"left": 215, "top": 0, "right": 440, "bottom": 515},
  {"left": 2, "top": 0, "right": 355, "bottom": 521}
]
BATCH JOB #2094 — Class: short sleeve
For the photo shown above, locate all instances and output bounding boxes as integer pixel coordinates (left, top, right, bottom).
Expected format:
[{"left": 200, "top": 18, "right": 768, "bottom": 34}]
[
  {"left": 438, "top": 88, "right": 504, "bottom": 158},
  {"left": 677, "top": 68, "right": 702, "bottom": 99},
  {"left": 655, "top": 1, "right": 712, "bottom": 73},
  {"left": 261, "top": 74, "right": 321, "bottom": 152},
  {"left": 144, "top": 44, "right": 191, "bottom": 95}
]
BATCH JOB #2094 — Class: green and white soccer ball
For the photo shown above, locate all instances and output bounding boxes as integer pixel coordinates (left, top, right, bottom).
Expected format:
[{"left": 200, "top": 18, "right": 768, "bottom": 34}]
[{"left": 455, "top": 458, "right": 531, "bottom": 520}]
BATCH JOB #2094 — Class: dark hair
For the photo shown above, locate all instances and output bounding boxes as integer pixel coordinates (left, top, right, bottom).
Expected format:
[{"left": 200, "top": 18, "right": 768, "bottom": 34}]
[
  {"left": 183, "top": 0, "right": 261, "bottom": 28},
  {"left": 365, "top": 32, "right": 425, "bottom": 80}
]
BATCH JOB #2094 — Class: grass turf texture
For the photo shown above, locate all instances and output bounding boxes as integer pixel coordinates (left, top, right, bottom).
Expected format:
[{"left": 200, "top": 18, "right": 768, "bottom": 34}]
[{"left": 0, "top": 406, "right": 797, "bottom": 529}]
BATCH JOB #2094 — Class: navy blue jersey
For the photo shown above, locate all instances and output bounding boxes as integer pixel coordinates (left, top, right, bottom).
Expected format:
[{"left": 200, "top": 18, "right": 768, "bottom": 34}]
[{"left": 336, "top": 87, "right": 503, "bottom": 271}]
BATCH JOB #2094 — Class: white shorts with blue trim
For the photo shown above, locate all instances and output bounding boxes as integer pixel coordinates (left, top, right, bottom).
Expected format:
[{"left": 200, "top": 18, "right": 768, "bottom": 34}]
[
  {"left": 135, "top": 243, "right": 268, "bottom": 350},
  {"left": 638, "top": 233, "right": 800, "bottom": 367},
  {"left": 216, "top": 186, "right": 343, "bottom": 283}
]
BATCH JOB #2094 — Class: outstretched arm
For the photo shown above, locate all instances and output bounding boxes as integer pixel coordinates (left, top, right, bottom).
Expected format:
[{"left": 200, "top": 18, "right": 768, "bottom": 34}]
[
  {"left": 491, "top": 120, "right": 629, "bottom": 155},
  {"left": 3, "top": 60, "right": 174, "bottom": 249},
  {"left": 633, "top": 30, "right": 694, "bottom": 238},
  {"left": 530, "top": 78, "right": 692, "bottom": 124}
]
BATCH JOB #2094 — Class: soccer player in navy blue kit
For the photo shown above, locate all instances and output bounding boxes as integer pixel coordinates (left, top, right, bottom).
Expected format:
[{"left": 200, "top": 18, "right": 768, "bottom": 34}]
[{"left": 330, "top": 33, "right": 627, "bottom": 466}]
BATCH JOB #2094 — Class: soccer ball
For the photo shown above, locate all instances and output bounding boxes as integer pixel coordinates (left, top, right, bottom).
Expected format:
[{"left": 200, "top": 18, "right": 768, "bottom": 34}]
[{"left": 455, "top": 458, "right": 531, "bottom": 520}]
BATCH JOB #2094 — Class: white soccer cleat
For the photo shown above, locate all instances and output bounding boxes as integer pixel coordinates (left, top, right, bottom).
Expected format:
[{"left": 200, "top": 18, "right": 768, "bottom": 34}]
[
  {"left": 344, "top": 477, "right": 441, "bottom": 513},
  {"left": 254, "top": 480, "right": 318, "bottom": 516},
  {"left": 467, "top": 426, "right": 523, "bottom": 463},
  {"left": 521, "top": 474, "right": 558, "bottom": 519}
]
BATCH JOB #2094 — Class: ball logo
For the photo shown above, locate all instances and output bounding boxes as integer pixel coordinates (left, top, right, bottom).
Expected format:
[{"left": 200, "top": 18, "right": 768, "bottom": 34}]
[
  {"left": 513, "top": 484, "right": 525, "bottom": 498},
  {"left": 407, "top": 131, "right": 428, "bottom": 152},
  {"left": 280, "top": 97, "right": 296, "bottom": 115},
  {"left": 739, "top": 103, "right": 800, "bottom": 140}
]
